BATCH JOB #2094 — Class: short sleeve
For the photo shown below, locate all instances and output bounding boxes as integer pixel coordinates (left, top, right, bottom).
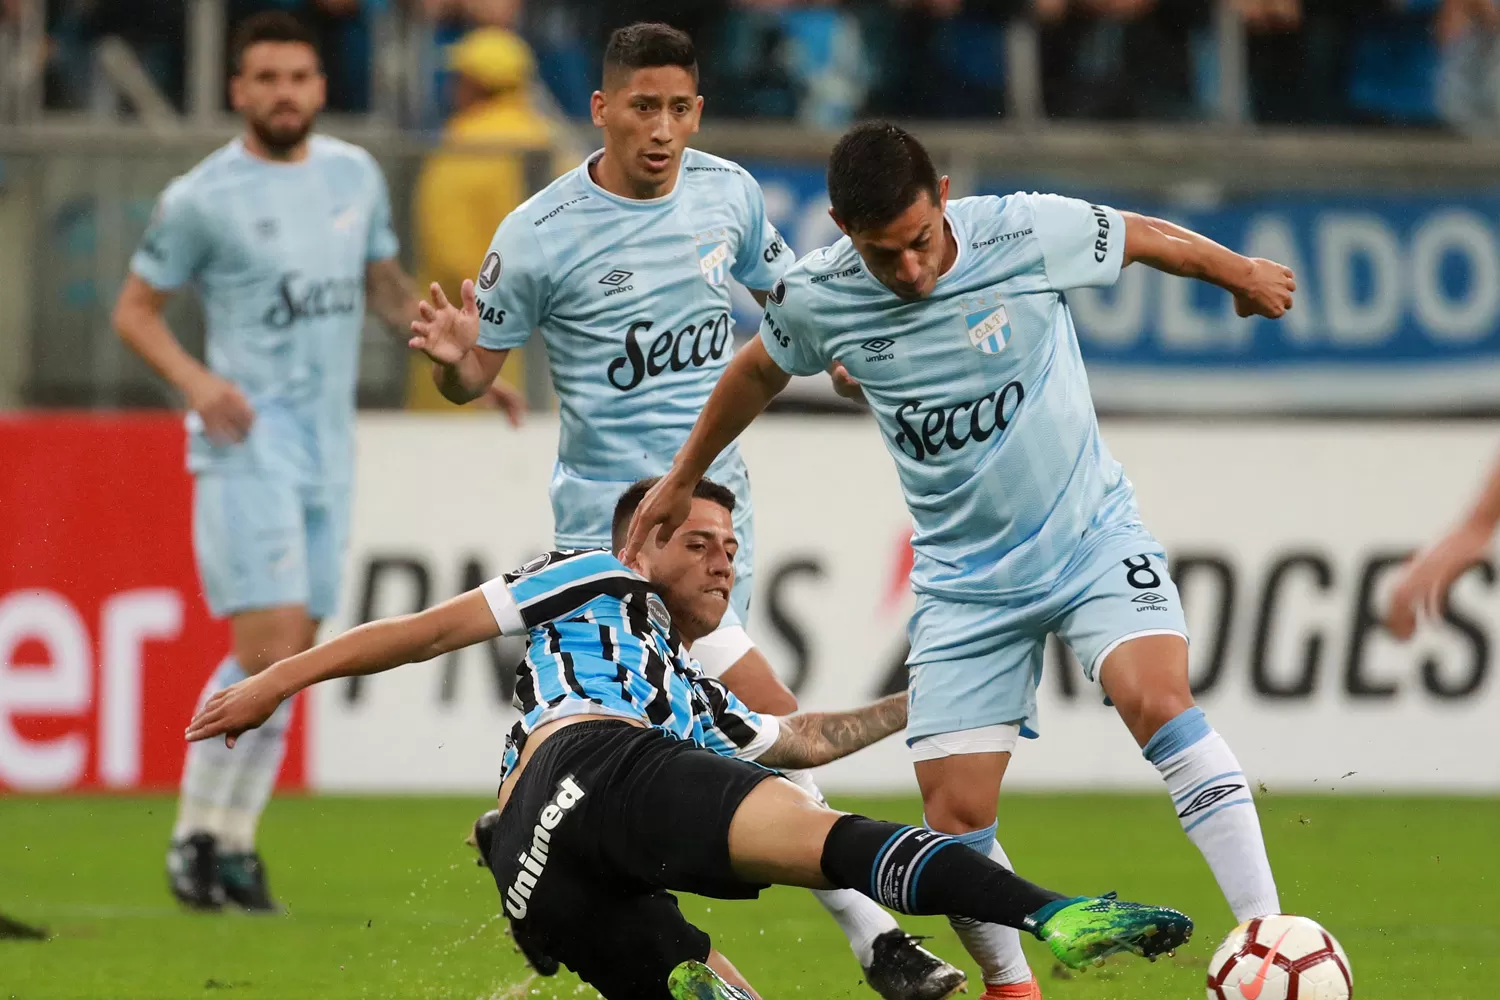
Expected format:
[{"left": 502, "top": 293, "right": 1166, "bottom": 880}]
[
  {"left": 366, "top": 163, "right": 400, "bottom": 262},
  {"left": 1028, "top": 193, "right": 1125, "bottom": 290},
  {"left": 757, "top": 282, "right": 825, "bottom": 377},
  {"left": 475, "top": 213, "right": 551, "bottom": 351},
  {"left": 729, "top": 177, "right": 791, "bottom": 291},
  {"left": 130, "top": 182, "right": 209, "bottom": 291},
  {"left": 479, "top": 549, "right": 638, "bottom": 636},
  {"left": 695, "top": 674, "right": 781, "bottom": 761}
]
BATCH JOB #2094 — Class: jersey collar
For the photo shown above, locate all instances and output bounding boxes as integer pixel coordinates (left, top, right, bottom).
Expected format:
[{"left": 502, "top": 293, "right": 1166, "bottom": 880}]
[{"left": 579, "top": 149, "right": 685, "bottom": 209}]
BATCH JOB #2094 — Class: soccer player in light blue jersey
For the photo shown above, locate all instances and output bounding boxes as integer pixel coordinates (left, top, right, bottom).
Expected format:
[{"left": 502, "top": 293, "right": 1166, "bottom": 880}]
[
  {"left": 406, "top": 23, "right": 959, "bottom": 1000},
  {"left": 112, "top": 13, "right": 421, "bottom": 913},
  {"left": 629, "top": 122, "right": 1299, "bottom": 1000}
]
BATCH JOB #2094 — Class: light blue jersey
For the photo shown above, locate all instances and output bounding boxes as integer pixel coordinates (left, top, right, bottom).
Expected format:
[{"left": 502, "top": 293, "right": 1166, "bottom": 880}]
[
  {"left": 760, "top": 194, "right": 1138, "bottom": 603},
  {"left": 130, "top": 135, "right": 399, "bottom": 487},
  {"left": 129, "top": 135, "right": 398, "bottom": 620},
  {"left": 473, "top": 149, "right": 791, "bottom": 628}
]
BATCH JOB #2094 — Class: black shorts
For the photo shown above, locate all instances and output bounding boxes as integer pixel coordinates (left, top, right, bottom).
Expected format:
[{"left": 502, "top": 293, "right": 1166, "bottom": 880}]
[{"left": 483, "top": 720, "right": 779, "bottom": 1000}]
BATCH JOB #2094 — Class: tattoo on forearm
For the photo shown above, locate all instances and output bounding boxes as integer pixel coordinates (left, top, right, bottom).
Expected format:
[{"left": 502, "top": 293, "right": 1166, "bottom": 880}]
[{"left": 760, "top": 694, "right": 907, "bottom": 769}]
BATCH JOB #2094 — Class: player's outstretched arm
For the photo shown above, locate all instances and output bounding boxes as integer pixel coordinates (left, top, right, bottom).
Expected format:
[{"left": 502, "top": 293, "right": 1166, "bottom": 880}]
[
  {"left": 1121, "top": 212, "right": 1296, "bottom": 320},
  {"left": 1386, "top": 456, "right": 1500, "bottom": 639},
  {"left": 408, "top": 278, "right": 512, "bottom": 405},
  {"left": 623, "top": 337, "right": 791, "bottom": 559},
  {"left": 112, "top": 274, "right": 255, "bottom": 445},
  {"left": 185, "top": 590, "right": 499, "bottom": 746},
  {"left": 755, "top": 693, "right": 907, "bottom": 770}
]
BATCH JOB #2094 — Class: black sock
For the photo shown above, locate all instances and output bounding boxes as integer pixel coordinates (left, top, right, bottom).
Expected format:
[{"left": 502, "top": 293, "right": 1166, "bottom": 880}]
[{"left": 820, "top": 815, "right": 1068, "bottom": 932}]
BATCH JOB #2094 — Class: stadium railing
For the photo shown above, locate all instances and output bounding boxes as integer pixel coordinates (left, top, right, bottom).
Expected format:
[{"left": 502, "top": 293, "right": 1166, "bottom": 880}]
[{"left": 5, "top": 121, "right": 1500, "bottom": 415}]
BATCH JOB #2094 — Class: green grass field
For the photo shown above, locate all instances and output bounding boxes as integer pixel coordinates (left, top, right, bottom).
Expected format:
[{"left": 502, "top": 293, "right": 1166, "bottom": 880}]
[{"left": 2, "top": 793, "right": 1495, "bottom": 1000}]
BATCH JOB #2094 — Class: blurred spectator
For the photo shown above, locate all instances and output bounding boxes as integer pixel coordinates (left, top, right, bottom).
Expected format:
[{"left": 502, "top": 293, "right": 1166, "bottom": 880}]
[
  {"left": 407, "top": 28, "right": 551, "bottom": 410},
  {"left": 1037, "top": 0, "right": 1207, "bottom": 120},
  {"left": 1242, "top": 0, "right": 1361, "bottom": 125},
  {"left": 864, "top": 0, "right": 1022, "bottom": 120},
  {"left": 1435, "top": 0, "right": 1500, "bottom": 134}
]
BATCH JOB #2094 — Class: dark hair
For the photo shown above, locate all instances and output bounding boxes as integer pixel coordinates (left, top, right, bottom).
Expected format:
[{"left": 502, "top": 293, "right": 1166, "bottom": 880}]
[
  {"left": 603, "top": 22, "right": 699, "bottom": 89},
  {"left": 231, "top": 11, "right": 319, "bottom": 74},
  {"left": 827, "top": 121, "right": 941, "bottom": 233},
  {"left": 612, "top": 477, "right": 735, "bottom": 552}
]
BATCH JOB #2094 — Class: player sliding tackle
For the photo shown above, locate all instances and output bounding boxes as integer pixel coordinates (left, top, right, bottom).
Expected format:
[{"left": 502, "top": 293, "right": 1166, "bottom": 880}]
[
  {"left": 187, "top": 478, "right": 1193, "bottom": 1000},
  {"left": 626, "top": 123, "right": 1296, "bottom": 1000}
]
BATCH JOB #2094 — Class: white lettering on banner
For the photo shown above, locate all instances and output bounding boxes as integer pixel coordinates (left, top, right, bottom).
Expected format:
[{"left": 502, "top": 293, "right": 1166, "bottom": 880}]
[
  {"left": 1410, "top": 210, "right": 1500, "bottom": 343},
  {"left": 99, "top": 590, "right": 183, "bottom": 787},
  {"left": 1318, "top": 214, "right": 1404, "bottom": 346},
  {"left": 317, "top": 417, "right": 1500, "bottom": 794},
  {"left": 0, "top": 591, "right": 91, "bottom": 790},
  {"left": 1242, "top": 215, "right": 1317, "bottom": 341}
]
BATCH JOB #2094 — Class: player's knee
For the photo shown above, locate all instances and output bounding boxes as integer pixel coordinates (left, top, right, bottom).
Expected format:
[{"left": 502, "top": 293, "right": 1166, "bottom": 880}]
[
  {"left": 920, "top": 785, "right": 997, "bottom": 835},
  {"left": 1126, "top": 691, "right": 1198, "bottom": 746}
]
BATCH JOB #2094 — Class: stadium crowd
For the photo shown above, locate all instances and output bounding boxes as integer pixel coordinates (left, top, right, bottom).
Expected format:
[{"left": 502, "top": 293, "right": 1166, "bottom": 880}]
[{"left": 10, "top": 0, "right": 1500, "bottom": 131}]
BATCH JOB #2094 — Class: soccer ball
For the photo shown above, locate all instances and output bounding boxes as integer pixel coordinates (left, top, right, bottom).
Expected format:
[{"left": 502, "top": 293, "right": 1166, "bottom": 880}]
[{"left": 1206, "top": 915, "right": 1352, "bottom": 1000}]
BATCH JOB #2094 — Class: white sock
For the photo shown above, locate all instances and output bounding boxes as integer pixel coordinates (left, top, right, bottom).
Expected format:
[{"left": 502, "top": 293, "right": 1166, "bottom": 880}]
[
  {"left": 173, "top": 656, "right": 246, "bottom": 843},
  {"left": 784, "top": 769, "right": 899, "bottom": 966},
  {"left": 1145, "top": 707, "right": 1281, "bottom": 921},
  {"left": 218, "top": 694, "right": 294, "bottom": 853},
  {"left": 942, "top": 823, "right": 1033, "bottom": 986}
]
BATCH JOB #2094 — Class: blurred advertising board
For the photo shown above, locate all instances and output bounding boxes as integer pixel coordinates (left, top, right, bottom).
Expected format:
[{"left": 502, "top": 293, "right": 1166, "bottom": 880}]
[
  {"left": 743, "top": 162, "right": 1500, "bottom": 414},
  {"left": 0, "top": 414, "right": 305, "bottom": 793},
  {"left": 315, "top": 415, "right": 1500, "bottom": 795},
  {"left": 5, "top": 414, "right": 1499, "bottom": 793}
]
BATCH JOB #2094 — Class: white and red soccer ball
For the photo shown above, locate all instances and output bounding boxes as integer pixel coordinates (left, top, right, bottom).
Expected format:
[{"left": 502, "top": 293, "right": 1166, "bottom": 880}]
[{"left": 1206, "top": 915, "right": 1353, "bottom": 1000}]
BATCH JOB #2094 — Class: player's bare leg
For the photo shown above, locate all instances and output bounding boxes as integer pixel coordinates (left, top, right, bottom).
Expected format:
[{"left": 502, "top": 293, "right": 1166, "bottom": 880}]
[
  {"left": 915, "top": 751, "right": 1039, "bottom": 998},
  {"left": 1098, "top": 633, "right": 1280, "bottom": 922},
  {"left": 716, "top": 651, "right": 963, "bottom": 1000},
  {"left": 171, "top": 605, "right": 312, "bottom": 912}
]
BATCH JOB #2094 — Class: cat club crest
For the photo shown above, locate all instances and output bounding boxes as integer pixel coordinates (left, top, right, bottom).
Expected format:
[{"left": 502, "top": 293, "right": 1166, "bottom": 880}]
[
  {"left": 696, "top": 229, "right": 731, "bottom": 286},
  {"left": 965, "top": 303, "right": 1012, "bottom": 355}
]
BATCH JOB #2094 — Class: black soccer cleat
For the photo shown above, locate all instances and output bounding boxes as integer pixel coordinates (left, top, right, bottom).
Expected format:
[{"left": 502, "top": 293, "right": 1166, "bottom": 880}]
[
  {"left": 863, "top": 931, "right": 968, "bottom": 1000},
  {"left": 166, "top": 832, "right": 226, "bottom": 912},
  {"left": 218, "top": 851, "right": 282, "bottom": 913}
]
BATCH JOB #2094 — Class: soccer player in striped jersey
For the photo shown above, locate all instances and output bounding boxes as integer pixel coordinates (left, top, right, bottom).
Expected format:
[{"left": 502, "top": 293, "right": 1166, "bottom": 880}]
[
  {"left": 404, "top": 21, "right": 946, "bottom": 998},
  {"left": 187, "top": 476, "right": 1194, "bottom": 1000},
  {"left": 627, "top": 123, "right": 1298, "bottom": 1000},
  {"left": 112, "top": 12, "right": 425, "bottom": 912}
]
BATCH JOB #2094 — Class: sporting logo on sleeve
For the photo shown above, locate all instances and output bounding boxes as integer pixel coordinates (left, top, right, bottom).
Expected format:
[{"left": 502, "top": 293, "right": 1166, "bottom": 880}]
[{"left": 478, "top": 251, "right": 503, "bottom": 291}]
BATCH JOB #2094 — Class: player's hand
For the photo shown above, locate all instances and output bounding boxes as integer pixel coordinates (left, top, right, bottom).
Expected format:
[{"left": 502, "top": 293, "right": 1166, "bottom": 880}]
[
  {"left": 409, "top": 280, "right": 480, "bottom": 366},
  {"left": 185, "top": 672, "right": 286, "bottom": 748},
  {"left": 621, "top": 470, "right": 697, "bottom": 567},
  {"left": 187, "top": 372, "right": 255, "bottom": 445},
  {"left": 1385, "top": 520, "right": 1494, "bottom": 640},
  {"left": 1233, "top": 258, "right": 1296, "bottom": 319},
  {"left": 480, "top": 379, "right": 526, "bottom": 428},
  {"left": 828, "top": 361, "right": 864, "bottom": 402}
]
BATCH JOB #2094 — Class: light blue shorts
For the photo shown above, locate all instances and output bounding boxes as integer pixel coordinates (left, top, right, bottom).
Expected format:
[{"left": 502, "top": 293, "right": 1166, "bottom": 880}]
[
  {"left": 192, "top": 471, "right": 351, "bottom": 622},
  {"left": 905, "top": 522, "right": 1188, "bottom": 745},
  {"left": 550, "top": 459, "right": 755, "bottom": 628}
]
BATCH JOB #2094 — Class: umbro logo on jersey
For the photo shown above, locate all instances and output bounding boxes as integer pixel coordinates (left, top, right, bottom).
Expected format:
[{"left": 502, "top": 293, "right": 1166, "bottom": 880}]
[
  {"left": 861, "top": 338, "right": 895, "bottom": 362},
  {"left": 1133, "top": 592, "right": 1168, "bottom": 605},
  {"left": 599, "top": 269, "right": 635, "bottom": 297}
]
